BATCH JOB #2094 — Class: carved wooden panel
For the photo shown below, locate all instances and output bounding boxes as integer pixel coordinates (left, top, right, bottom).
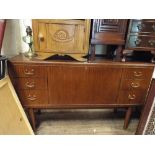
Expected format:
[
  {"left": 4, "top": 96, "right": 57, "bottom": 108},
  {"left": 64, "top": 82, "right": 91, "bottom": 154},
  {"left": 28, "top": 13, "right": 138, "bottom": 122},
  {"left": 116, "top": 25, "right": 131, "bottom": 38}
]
[
  {"left": 91, "top": 19, "right": 128, "bottom": 45},
  {"left": 46, "top": 23, "right": 85, "bottom": 53},
  {"left": 93, "top": 19, "right": 127, "bottom": 33}
]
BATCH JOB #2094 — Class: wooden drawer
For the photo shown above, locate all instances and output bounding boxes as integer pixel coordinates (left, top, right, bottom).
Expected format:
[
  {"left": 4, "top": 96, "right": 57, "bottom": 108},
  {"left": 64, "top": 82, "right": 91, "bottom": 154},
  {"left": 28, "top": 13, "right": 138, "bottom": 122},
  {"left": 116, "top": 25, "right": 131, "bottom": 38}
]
[
  {"left": 117, "top": 90, "right": 147, "bottom": 105},
  {"left": 14, "top": 78, "right": 47, "bottom": 90},
  {"left": 123, "top": 68, "right": 153, "bottom": 79},
  {"left": 17, "top": 90, "right": 48, "bottom": 106},
  {"left": 130, "top": 20, "right": 155, "bottom": 33},
  {"left": 126, "top": 35, "right": 155, "bottom": 49},
  {"left": 120, "top": 79, "right": 151, "bottom": 90},
  {"left": 12, "top": 65, "right": 47, "bottom": 78}
]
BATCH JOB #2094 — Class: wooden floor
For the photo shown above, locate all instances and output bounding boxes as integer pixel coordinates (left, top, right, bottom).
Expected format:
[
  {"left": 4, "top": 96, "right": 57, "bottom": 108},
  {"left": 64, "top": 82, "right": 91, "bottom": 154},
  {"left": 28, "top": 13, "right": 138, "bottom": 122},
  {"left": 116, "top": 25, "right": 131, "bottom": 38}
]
[{"left": 35, "top": 109, "right": 139, "bottom": 135}]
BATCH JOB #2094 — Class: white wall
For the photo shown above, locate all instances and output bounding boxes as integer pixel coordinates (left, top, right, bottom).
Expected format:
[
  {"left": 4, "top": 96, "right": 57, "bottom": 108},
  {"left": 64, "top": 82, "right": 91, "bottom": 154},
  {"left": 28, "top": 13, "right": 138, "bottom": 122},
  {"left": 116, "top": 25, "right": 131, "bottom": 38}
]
[{"left": 1, "top": 19, "right": 32, "bottom": 57}]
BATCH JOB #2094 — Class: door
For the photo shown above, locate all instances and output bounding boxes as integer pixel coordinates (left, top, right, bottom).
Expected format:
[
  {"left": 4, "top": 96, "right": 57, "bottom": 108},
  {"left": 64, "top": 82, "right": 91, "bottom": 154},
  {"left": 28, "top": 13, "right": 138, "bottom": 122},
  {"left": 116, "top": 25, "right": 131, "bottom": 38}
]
[
  {"left": 0, "top": 76, "right": 34, "bottom": 135},
  {"left": 48, "top": 65, "right": 122, "bottom": 107}
]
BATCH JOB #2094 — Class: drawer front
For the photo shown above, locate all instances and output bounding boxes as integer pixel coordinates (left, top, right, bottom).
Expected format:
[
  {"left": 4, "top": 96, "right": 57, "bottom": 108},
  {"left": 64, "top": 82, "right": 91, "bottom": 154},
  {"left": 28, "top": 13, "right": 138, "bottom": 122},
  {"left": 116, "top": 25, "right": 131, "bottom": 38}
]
[
  {"left": 12, "top": 65, "right": 47, "bottom": 78},
  {"left": 15, "top": 78, "right": 47, "bottom": 90},
  {"left": 130, "top": 20, "right": 155, "bottom": 33},
  {"left": 126, "top": 35, "right": 155, "bottom": 49},
  {"left": 123, "top": 68, "right": 153, "bottom": 79},
  {"left": 17, "top": 90, "right": 48, "bottom": 106},
  {"left": 117, "top": 90, "right": 147, "bottom": 105},
  {"left": 120, "top": 79, "right": 150, "bottom": 90}
]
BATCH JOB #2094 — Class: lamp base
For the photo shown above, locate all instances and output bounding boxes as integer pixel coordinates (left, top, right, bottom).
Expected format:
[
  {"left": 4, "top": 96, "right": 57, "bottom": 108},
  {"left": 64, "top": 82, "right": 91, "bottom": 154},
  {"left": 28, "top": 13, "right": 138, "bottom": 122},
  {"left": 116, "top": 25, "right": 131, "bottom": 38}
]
[{"left": 24, "top": 51, "right": 37, "bottom": 58}]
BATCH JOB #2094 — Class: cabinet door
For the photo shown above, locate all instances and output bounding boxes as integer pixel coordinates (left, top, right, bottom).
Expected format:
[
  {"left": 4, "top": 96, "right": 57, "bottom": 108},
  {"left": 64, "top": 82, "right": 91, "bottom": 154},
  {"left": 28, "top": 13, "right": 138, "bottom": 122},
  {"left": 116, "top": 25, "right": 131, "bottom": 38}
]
[
  {"left": 48, "top": 65, "right": 122, "bottom": 107},
  {"left": 33, "top": 19, "right": 90, "bottom": 54}
]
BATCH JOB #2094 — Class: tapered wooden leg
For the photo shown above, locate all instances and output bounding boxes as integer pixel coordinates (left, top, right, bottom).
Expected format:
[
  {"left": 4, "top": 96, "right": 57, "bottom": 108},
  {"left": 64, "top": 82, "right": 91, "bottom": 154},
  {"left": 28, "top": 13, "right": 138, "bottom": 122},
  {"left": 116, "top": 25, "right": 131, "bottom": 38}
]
[
  {"left": 113, "top": 108, "right": 117, "bottom": 113},
  {"left": 37, "top": 109, "right": 41, "bottom": 115},
  {"left": 28, "top": 108, "right": 36, "bottom": 131},
  {"left": 115, "top": 45, "right": 122, "bottom": 61},
  {"left": 124, "top": 107, "right": 132, "bottom": 129},
  {"left": 151, "top": 51, "right": 155, "bottom": 63}
]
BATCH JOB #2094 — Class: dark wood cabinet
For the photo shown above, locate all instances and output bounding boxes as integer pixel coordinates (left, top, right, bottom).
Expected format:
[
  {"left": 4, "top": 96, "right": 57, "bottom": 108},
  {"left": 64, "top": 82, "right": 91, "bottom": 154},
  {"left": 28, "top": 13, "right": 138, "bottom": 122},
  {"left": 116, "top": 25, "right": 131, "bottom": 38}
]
[
  {"left": 90, "top": 19, "right": 128, "bottom": 61},
  {"left": 8, "top": 54, "right": 154, "bottom": 131}
]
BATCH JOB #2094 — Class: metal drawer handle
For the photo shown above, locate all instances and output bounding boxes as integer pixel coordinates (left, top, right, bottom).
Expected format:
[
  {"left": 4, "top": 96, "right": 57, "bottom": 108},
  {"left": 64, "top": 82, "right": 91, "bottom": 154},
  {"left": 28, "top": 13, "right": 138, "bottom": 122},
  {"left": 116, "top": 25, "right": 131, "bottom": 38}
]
[
  {"left": 137, "top": 23, "right": 145, "bottom": 30},
  {"left": 25, "top": 82, "right": 35, "bottom": 88},
  {"left": 134, "top": 39, "right": 141, "bottom": 45},
  {"left": 27, "top": 94, "right": 37, "bottom": 101},
  {"left": 152, "top": 24, "right": 155, "bottom": 31},
  {"left": 24, "top": 69, "right": 34, "bottom": 75},
  {"left": 131, "top": 82, "right": 140, "bottom": 88},
  {"left": 134, "top": 71, "right": 142, "bottom": 77},
  {"left": 128, "top": 94, "right": 136, "bottom": 100},
  {"left": 148, "top": 40, "right": 155, "bottom": 46}
]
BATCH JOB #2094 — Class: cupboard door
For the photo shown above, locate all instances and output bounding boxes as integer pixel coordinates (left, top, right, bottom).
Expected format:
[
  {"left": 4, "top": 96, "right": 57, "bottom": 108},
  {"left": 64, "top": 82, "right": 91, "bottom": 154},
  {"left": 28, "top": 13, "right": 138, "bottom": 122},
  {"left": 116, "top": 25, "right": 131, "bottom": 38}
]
[
  {"left": 48, "top": 65, "right": 122, "bottom": 106},
  {"left": 33, "top": 19, "right": 90, "bottom": 54}
]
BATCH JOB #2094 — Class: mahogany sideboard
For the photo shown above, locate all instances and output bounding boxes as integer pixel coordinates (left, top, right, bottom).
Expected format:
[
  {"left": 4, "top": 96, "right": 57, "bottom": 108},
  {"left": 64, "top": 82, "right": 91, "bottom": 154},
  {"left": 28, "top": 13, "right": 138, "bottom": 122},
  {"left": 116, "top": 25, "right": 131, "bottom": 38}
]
[{"left": 8, "top": 54, "right": 154, "bottom": 131}]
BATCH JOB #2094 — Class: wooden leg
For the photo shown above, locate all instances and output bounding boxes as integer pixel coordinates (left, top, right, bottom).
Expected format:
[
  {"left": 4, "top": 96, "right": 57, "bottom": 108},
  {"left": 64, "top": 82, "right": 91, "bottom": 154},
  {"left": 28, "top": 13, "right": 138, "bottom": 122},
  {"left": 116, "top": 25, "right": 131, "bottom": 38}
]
[
  {"left": 124, "top": 107, "right": 132, "bottom": 129},
  {"left": 28, "top": 108, "right": 36, "bottom": 131},
  {"left": 151, "top": 51, "right": 155, "bottom": 63},
  {"left": 90, "top": 44, "right": 95, "bottom": 61},
  {"left": 113, "top": 108, "right": 117, "bottom": 113},
  {"left": 115, "top": 45, "right": 122, "bottom": 61},
  {"left": 37, "top": 109, "right": 41, "bottom": 115}
]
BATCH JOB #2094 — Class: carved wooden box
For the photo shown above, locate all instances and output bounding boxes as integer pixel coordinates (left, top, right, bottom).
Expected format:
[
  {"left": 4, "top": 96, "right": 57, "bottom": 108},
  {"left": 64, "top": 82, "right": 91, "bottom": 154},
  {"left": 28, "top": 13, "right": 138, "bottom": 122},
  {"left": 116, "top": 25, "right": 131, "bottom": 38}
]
[{"left": 32, "top": 19, "right": 91, "bottom": 61}]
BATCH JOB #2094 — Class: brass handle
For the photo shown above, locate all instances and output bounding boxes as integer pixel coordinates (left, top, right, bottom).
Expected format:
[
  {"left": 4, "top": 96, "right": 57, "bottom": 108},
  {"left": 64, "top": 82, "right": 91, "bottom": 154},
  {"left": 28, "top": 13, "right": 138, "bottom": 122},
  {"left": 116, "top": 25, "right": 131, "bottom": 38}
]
[
  {"left": 148, "top": 40, "right": 155, "bottom": 46},
  {"left": 27, "top": 94, "right": 37, "bottom": 101},
  {"left": 134, "top": 71, "right": 142, "bottom": 77},
  {"left": 128, "top": 94, "right": 136, "bottom": 100},
  {"left": 131, "top": 82, "right": 140, "bottom": 88},
  {"left": 137, "top": 23, "right": 145, "bottom": 31},
  {"left": 24, "top": 69, "right": 34, "bottom": 75},
  {"left": 25, "top": 82, "right": 35, "bottom": 88},
  {"left": 38, "top": 33, "right": 44, "bottom": 42},
  {"left": 134, "top": 39, "right": 141, "bottom": 45},
  {"left": 152, "top": 24, "right": 155, "bottom": 31}
]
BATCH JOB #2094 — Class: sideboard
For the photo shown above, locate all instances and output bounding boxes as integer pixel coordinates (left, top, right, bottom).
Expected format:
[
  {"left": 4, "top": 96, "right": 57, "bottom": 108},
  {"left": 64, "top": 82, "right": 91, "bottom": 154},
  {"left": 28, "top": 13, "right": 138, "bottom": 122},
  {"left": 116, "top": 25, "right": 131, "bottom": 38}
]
[{"left": 8, "top": 54, "right": 154, "bottom": 131}]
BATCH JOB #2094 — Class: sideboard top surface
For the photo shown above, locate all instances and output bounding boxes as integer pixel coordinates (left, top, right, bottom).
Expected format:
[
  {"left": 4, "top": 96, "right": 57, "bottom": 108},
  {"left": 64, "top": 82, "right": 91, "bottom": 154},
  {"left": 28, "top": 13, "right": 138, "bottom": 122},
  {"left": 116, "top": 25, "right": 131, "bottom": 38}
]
[{"left": 8, "top": 54, "right": 155, "bottom": 68}]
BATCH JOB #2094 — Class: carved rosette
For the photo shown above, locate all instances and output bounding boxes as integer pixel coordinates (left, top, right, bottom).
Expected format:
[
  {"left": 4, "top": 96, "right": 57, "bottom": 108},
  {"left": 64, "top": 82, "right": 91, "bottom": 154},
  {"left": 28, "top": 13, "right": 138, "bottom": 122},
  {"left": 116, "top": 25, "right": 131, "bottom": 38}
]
[{"left": 52, "top": 29, "right": 74, "bottom": 42}]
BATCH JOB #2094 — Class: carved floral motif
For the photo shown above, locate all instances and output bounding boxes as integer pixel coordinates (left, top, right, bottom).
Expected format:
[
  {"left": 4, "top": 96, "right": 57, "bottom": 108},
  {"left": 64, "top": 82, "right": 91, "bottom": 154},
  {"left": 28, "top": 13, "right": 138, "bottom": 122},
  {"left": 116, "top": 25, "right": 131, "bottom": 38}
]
[{"left": 52, "top": 29, "right": 73, "bottom": 42}]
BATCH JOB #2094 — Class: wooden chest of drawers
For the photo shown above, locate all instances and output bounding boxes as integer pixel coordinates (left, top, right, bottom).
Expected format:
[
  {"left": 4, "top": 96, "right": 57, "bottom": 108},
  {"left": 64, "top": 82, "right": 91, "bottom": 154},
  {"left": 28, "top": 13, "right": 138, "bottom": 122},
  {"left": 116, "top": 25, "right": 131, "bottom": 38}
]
[
  {"left": 125, "top": 19, "right": 155, "bottom": 61},
  {"left": 8, "top": 54, "right": 154, "bottom": 131}
]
